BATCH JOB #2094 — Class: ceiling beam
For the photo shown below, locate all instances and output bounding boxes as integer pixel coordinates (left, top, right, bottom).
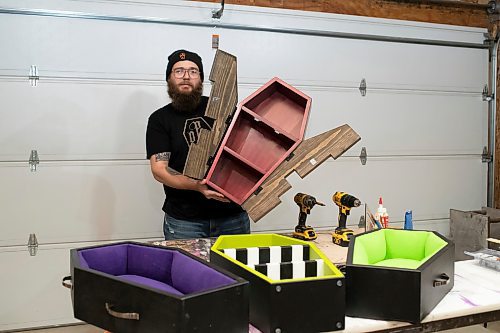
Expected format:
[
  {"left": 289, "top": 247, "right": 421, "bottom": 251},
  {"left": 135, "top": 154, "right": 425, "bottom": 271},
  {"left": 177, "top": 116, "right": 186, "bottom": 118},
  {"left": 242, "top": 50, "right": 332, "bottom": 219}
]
[{"left": 194, "top": 0, "right": 490, "bottom": 28}]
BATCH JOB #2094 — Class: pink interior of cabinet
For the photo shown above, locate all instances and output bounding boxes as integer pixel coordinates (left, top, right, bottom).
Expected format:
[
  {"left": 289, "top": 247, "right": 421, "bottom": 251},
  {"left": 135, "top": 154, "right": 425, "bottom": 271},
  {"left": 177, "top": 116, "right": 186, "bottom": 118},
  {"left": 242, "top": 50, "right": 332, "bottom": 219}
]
[
  {"left": 243, "top": 81, "right": 308, "bottom": 139},
  {"left": 225, "top": 112, "right": 294, "bottom": 173},
  {"left": 209, "top": 152, "right": 262, "bottom": 204},
  {"left": 206, "top": 78, "right": 311, "bottom": 205}
]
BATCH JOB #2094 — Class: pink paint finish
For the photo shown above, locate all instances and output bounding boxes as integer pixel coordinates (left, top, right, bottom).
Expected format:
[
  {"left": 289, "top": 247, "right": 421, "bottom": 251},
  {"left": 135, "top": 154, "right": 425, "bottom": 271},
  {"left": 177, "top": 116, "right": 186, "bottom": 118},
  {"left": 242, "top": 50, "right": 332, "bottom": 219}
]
[{"left": 206, "top": 77, "right": 311, "bottom": 205}]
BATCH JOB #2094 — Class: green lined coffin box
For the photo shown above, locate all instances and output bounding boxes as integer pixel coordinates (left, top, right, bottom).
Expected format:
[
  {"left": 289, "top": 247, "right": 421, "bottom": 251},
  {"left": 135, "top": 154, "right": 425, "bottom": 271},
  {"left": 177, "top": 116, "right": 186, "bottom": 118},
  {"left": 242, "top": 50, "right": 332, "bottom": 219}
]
[
  {"left": 210, "top": 234, "right": 345, "bottom": 333},
  {"left": 346, "top": 229, "right": 454, "bottom": 323}
]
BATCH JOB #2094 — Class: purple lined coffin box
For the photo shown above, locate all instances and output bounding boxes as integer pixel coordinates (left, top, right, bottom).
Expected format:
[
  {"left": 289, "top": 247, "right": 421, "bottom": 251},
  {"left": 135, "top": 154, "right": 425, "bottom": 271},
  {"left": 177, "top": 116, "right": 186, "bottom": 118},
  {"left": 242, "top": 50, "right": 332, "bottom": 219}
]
[{"left": 68, "top": 242, "right": 248, "bottom": 333}]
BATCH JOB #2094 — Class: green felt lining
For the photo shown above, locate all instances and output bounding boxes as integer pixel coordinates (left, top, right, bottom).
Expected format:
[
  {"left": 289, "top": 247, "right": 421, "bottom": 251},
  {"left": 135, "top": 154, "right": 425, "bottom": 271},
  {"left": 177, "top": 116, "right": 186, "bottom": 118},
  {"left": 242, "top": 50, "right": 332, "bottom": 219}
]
[
  {"left": 352, "top": 229, "right": 446, "bottom": 269},
  {"left": 373, "top": 258, "right": 422, "bottom": 269}
]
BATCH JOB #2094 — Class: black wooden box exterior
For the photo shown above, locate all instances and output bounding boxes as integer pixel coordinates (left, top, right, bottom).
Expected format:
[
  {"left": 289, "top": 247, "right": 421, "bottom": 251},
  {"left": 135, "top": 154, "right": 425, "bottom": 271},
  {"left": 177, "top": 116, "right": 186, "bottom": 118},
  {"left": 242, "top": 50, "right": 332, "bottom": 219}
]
[
  {"left": 346, "top": 233, "right": 455, "bottom": 323},
  {"left": 210, "top": 249, "right": 345, "bottom": 333},
  {"left": 69, "top": 242, "right": 249, "bottom": 333}
]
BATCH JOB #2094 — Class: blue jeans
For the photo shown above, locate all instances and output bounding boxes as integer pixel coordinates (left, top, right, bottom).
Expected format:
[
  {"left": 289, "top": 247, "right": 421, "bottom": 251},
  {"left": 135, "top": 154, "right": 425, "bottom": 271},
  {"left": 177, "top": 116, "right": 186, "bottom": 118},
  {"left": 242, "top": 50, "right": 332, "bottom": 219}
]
[{"left": 163, "top": 211, "right": 251, "bottom": 240}]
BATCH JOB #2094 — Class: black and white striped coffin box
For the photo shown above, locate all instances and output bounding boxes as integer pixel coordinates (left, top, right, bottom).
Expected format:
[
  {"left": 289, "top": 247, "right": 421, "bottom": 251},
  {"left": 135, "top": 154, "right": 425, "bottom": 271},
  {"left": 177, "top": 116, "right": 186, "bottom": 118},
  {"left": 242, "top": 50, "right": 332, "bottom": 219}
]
[{"left": 210, "top": 234, "right": 346, "bottom": 333}]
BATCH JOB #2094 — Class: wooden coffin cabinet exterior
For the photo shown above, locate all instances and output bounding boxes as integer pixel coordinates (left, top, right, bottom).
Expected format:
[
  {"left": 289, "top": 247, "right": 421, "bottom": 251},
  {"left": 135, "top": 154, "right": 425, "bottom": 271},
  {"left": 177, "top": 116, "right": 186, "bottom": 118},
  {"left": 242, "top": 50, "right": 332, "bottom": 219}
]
[
  {"left": 183, "top": 49, "right": 239, "bottom": 180},
  {"left": 205, "top": 77, "right": 312, "bottom": 205}
]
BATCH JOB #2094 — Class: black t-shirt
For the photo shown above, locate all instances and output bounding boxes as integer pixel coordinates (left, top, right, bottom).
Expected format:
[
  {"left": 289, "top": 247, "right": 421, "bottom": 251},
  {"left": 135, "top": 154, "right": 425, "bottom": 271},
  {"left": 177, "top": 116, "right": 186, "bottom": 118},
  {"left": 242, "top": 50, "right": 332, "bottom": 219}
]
[{"left": 146, "top": 96, "right": 243, "bottom": 220}]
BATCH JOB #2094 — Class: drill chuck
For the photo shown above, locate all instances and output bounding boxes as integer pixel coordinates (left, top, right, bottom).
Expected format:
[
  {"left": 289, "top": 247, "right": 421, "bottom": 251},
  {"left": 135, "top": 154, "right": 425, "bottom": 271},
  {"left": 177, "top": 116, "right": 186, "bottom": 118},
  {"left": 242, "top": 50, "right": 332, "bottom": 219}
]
[
  {"left": 294, "top": 193, "right": 325, "bottom": 209},
  {"left": 333, "top": 191, "right": 361, "bottom": 208},
  {"left": 340, "top": 194, "right": 361, "bottom": 208},
  {"left": 304, "top": 196, "right": 317, "bottom": 207}
]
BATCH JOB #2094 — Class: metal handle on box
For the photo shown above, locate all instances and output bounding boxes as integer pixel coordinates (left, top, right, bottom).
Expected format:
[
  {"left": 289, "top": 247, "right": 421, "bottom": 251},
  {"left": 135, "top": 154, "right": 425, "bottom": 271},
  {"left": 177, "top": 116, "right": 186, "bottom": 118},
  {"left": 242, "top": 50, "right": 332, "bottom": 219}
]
[
  {"left": 62, "top": 276, "right": 72, "bottom": 289},
  {"left": 433, "top": 273, "right": 450, "bottom": 287},
  {"left": 105, "top": 303, "right": 140, "bottom": 320}
]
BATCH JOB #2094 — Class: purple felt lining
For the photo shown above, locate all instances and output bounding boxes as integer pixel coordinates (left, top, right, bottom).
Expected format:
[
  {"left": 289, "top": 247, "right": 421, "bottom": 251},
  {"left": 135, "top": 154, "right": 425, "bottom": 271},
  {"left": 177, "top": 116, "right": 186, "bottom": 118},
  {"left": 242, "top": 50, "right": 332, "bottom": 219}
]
[
  {"left": 170, "top": 251, "right": 235, "bottom": 294},
  {"left": 118, "top": 274, "right": 183, "bottom": 296},
  {"left": 77, "top": 243, "right": 235, "bottom": 295},
  {"left": 78, "top": 244, "right": 129, "bottom": 275}
]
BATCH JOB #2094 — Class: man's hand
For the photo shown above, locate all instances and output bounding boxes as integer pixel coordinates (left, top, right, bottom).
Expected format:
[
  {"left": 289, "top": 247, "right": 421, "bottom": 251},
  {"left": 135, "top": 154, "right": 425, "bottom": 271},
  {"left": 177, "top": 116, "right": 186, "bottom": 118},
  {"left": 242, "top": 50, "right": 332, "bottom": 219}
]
[{"left": 196, "top": 179, "right": 230, "bottom": 202}]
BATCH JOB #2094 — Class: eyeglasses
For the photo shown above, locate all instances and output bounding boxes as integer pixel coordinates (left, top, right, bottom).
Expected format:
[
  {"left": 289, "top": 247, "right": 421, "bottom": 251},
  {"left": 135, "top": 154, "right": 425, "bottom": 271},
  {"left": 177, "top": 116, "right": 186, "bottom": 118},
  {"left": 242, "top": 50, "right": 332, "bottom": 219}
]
[{"left": 172, "top": 67, "right": 200, "bottom": 79}]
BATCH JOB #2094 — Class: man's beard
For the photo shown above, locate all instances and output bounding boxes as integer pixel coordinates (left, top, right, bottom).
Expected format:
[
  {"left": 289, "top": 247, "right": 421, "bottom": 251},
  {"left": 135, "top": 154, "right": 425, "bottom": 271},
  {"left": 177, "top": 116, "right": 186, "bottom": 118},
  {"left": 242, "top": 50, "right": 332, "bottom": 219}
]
[{"left": 167, "top": 80, "right": 203, "bottom": 112}]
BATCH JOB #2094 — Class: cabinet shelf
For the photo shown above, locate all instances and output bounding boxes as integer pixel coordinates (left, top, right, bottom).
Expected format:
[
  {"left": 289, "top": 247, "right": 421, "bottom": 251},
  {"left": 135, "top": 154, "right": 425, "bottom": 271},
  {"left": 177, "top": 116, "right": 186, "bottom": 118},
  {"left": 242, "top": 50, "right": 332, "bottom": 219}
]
[
  {"left": 240, "top": 106, "right": 298, "bottom": 142},
  {"left": 223, "top": 147, "right": 267, "bottom": 175}
]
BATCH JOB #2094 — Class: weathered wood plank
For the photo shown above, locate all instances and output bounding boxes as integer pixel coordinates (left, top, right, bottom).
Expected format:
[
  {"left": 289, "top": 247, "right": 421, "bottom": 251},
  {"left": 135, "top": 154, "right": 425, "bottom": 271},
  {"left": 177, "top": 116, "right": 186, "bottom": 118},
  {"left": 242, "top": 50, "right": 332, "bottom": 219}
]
[
  {"left": 183, "top": 50, "right": 238, "bottom": 179},
  {"left": 242, "top": 124, "right": 361, "bottom": 222}
]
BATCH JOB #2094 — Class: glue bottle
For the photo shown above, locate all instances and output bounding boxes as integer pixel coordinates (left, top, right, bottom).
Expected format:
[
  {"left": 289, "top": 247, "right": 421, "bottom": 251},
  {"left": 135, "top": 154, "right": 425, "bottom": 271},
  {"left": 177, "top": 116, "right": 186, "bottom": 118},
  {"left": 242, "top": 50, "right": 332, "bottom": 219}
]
[
  {"left": 381, "top": 207, "right": 389, "bottom": 228},
  {"left": 375, "top": 197, "right": 385, "bottom": 228}
]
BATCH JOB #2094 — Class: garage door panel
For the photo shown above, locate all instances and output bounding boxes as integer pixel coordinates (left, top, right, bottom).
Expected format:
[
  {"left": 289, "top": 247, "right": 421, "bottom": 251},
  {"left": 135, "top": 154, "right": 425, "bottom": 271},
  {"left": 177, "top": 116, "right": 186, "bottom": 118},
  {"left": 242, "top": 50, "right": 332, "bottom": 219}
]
[
  {"left": 0, "top": 245, "right": 80, "bottom": 331},
  {"left": 1, "top": 81, "right": 484, "bottom": 162},
  {"left": 234, "top": 85, "right": 486, "bottom": 157},
  {"left": 0, "top": 8, "right": 487, "bottom": 91},
  {"left": 230, "top": 32, "right": 487, "bottom": 91},
  {"left": 252, "top": 157, "right": 486, "bottom": 232},
  {"left": 303, "top": 90, "right": 487, "bottom": 155},
  {"left": 0, "top": 239, "right": 157, "bottom": 331},
  {"left": 0, "top": 14, "right": 208, "bottom": 80},
  {"left": 0, "top": 81, "right": 166, "bottom": 161},
  {"left": 0, "top": 162, "right": 164, "bottom": 247}
]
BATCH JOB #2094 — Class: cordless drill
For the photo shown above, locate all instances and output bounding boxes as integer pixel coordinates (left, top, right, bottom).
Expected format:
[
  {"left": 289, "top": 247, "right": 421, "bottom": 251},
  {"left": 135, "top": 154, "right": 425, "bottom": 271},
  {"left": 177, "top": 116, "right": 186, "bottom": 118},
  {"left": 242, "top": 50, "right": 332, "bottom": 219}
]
[
  {"left": 292, "top": 193, "right": 325, "bottom": 241},
  {"left": 332, "top": 192, "right": 361, "bottom": 247}
]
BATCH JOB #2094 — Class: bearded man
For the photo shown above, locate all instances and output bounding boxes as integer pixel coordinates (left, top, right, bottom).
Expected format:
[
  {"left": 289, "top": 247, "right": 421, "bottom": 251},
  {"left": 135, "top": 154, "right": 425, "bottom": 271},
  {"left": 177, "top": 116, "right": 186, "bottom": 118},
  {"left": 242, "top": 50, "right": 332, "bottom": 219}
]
[{"left": 146, "top": 49, "right": 250, "bottom": 240}]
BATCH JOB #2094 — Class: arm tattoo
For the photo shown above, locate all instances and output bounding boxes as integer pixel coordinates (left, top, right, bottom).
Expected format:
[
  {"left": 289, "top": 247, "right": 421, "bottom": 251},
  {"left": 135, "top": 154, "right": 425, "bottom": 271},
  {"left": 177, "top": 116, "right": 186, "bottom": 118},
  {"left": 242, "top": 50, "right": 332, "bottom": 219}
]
[
  {"left": 168, "top": 167, "right": 181, "bottom": 175},
  {"left": 154, "top": 152, "right": 180, "bottom": 175},
  {"left": 155, "top": 152, "right": 171, "bottom": 161}
]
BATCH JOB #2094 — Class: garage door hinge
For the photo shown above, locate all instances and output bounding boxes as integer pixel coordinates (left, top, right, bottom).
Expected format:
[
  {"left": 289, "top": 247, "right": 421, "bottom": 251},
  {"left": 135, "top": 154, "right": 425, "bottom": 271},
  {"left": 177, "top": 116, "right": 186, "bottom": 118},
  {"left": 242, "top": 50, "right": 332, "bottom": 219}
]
[
  {"left": 483, "top": 85, "right": 494, "bottom": 102},
  {"left": 29, "top": 65, "right": 39, "bottom": 87},
  {"left": 360, "top": 147, "right": 367, "bottom": 165},
  {"left": 29, "top": 149, "right": 39, "bottom": 172},
  {"left": 28, "top": 233, "right": 38, "bottom": 256},
  {"left": 359, "top": 79, "right": 367, "bottom": 97},
  {"left": 482, "top": 146, "right": 492, "bottom": 163},
  {"left": 483, "top": 32, "right": 495, "bottom": 47}
]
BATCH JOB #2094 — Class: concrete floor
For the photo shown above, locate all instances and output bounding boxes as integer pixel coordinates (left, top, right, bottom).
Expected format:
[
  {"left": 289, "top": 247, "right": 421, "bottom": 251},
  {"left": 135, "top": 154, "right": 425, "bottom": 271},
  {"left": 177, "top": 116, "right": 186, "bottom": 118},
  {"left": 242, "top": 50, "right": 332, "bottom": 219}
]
[{"left": 14, "top": 321, "right": 500, "bottom": 333}]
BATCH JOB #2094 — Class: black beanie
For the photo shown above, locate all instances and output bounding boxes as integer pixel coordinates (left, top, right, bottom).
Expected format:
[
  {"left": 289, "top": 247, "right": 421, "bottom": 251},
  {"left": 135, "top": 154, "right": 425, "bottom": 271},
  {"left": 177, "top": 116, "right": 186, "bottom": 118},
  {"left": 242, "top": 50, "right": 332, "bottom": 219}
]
[{"left": 166, "top": 49, "right": 204, "bottom": 81}]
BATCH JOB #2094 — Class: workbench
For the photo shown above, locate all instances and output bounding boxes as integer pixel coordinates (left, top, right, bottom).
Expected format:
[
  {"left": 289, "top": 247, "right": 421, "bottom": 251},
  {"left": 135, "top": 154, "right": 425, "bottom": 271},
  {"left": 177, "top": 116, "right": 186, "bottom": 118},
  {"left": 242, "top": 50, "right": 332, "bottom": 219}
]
[{"left": 153, "top": 231, "right": 500, "bottom": 333}]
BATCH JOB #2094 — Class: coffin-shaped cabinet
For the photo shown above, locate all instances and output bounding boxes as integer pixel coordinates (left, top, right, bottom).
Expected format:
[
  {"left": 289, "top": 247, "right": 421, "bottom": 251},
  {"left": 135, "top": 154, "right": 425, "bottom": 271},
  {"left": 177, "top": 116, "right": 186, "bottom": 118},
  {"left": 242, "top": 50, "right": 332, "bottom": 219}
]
[{"left": 206, "top": 77, "right": 311, "bottom": 204}]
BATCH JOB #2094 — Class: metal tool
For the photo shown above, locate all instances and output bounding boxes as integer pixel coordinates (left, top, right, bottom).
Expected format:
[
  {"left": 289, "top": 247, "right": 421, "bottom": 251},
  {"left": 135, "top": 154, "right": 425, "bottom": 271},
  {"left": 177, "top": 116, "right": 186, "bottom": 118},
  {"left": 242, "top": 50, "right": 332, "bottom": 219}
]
[
  {"left": 332, "top": 192, "right": 361, "bottom": 247},
  {"left": 292, "top": 193, "right": 325, "bottom": 241}
]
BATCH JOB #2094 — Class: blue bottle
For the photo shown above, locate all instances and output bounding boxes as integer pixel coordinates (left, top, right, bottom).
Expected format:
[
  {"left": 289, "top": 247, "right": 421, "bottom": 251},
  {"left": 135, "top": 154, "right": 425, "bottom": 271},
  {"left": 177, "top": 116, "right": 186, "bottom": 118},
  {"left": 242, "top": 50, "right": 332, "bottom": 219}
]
[{"left": 404, "top": 210, "right": 413, "bottom": 230}]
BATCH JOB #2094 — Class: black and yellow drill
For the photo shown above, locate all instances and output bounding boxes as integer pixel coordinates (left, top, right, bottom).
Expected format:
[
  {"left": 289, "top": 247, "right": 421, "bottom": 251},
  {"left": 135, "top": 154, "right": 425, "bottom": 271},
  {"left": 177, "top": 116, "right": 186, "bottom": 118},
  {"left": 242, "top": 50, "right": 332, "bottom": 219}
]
[
  {"left": 292, "top": 193, "right": 325, "bottom": 241},
  {"left": 332, "top": 192, "right": 361, "bottom": 247}
]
